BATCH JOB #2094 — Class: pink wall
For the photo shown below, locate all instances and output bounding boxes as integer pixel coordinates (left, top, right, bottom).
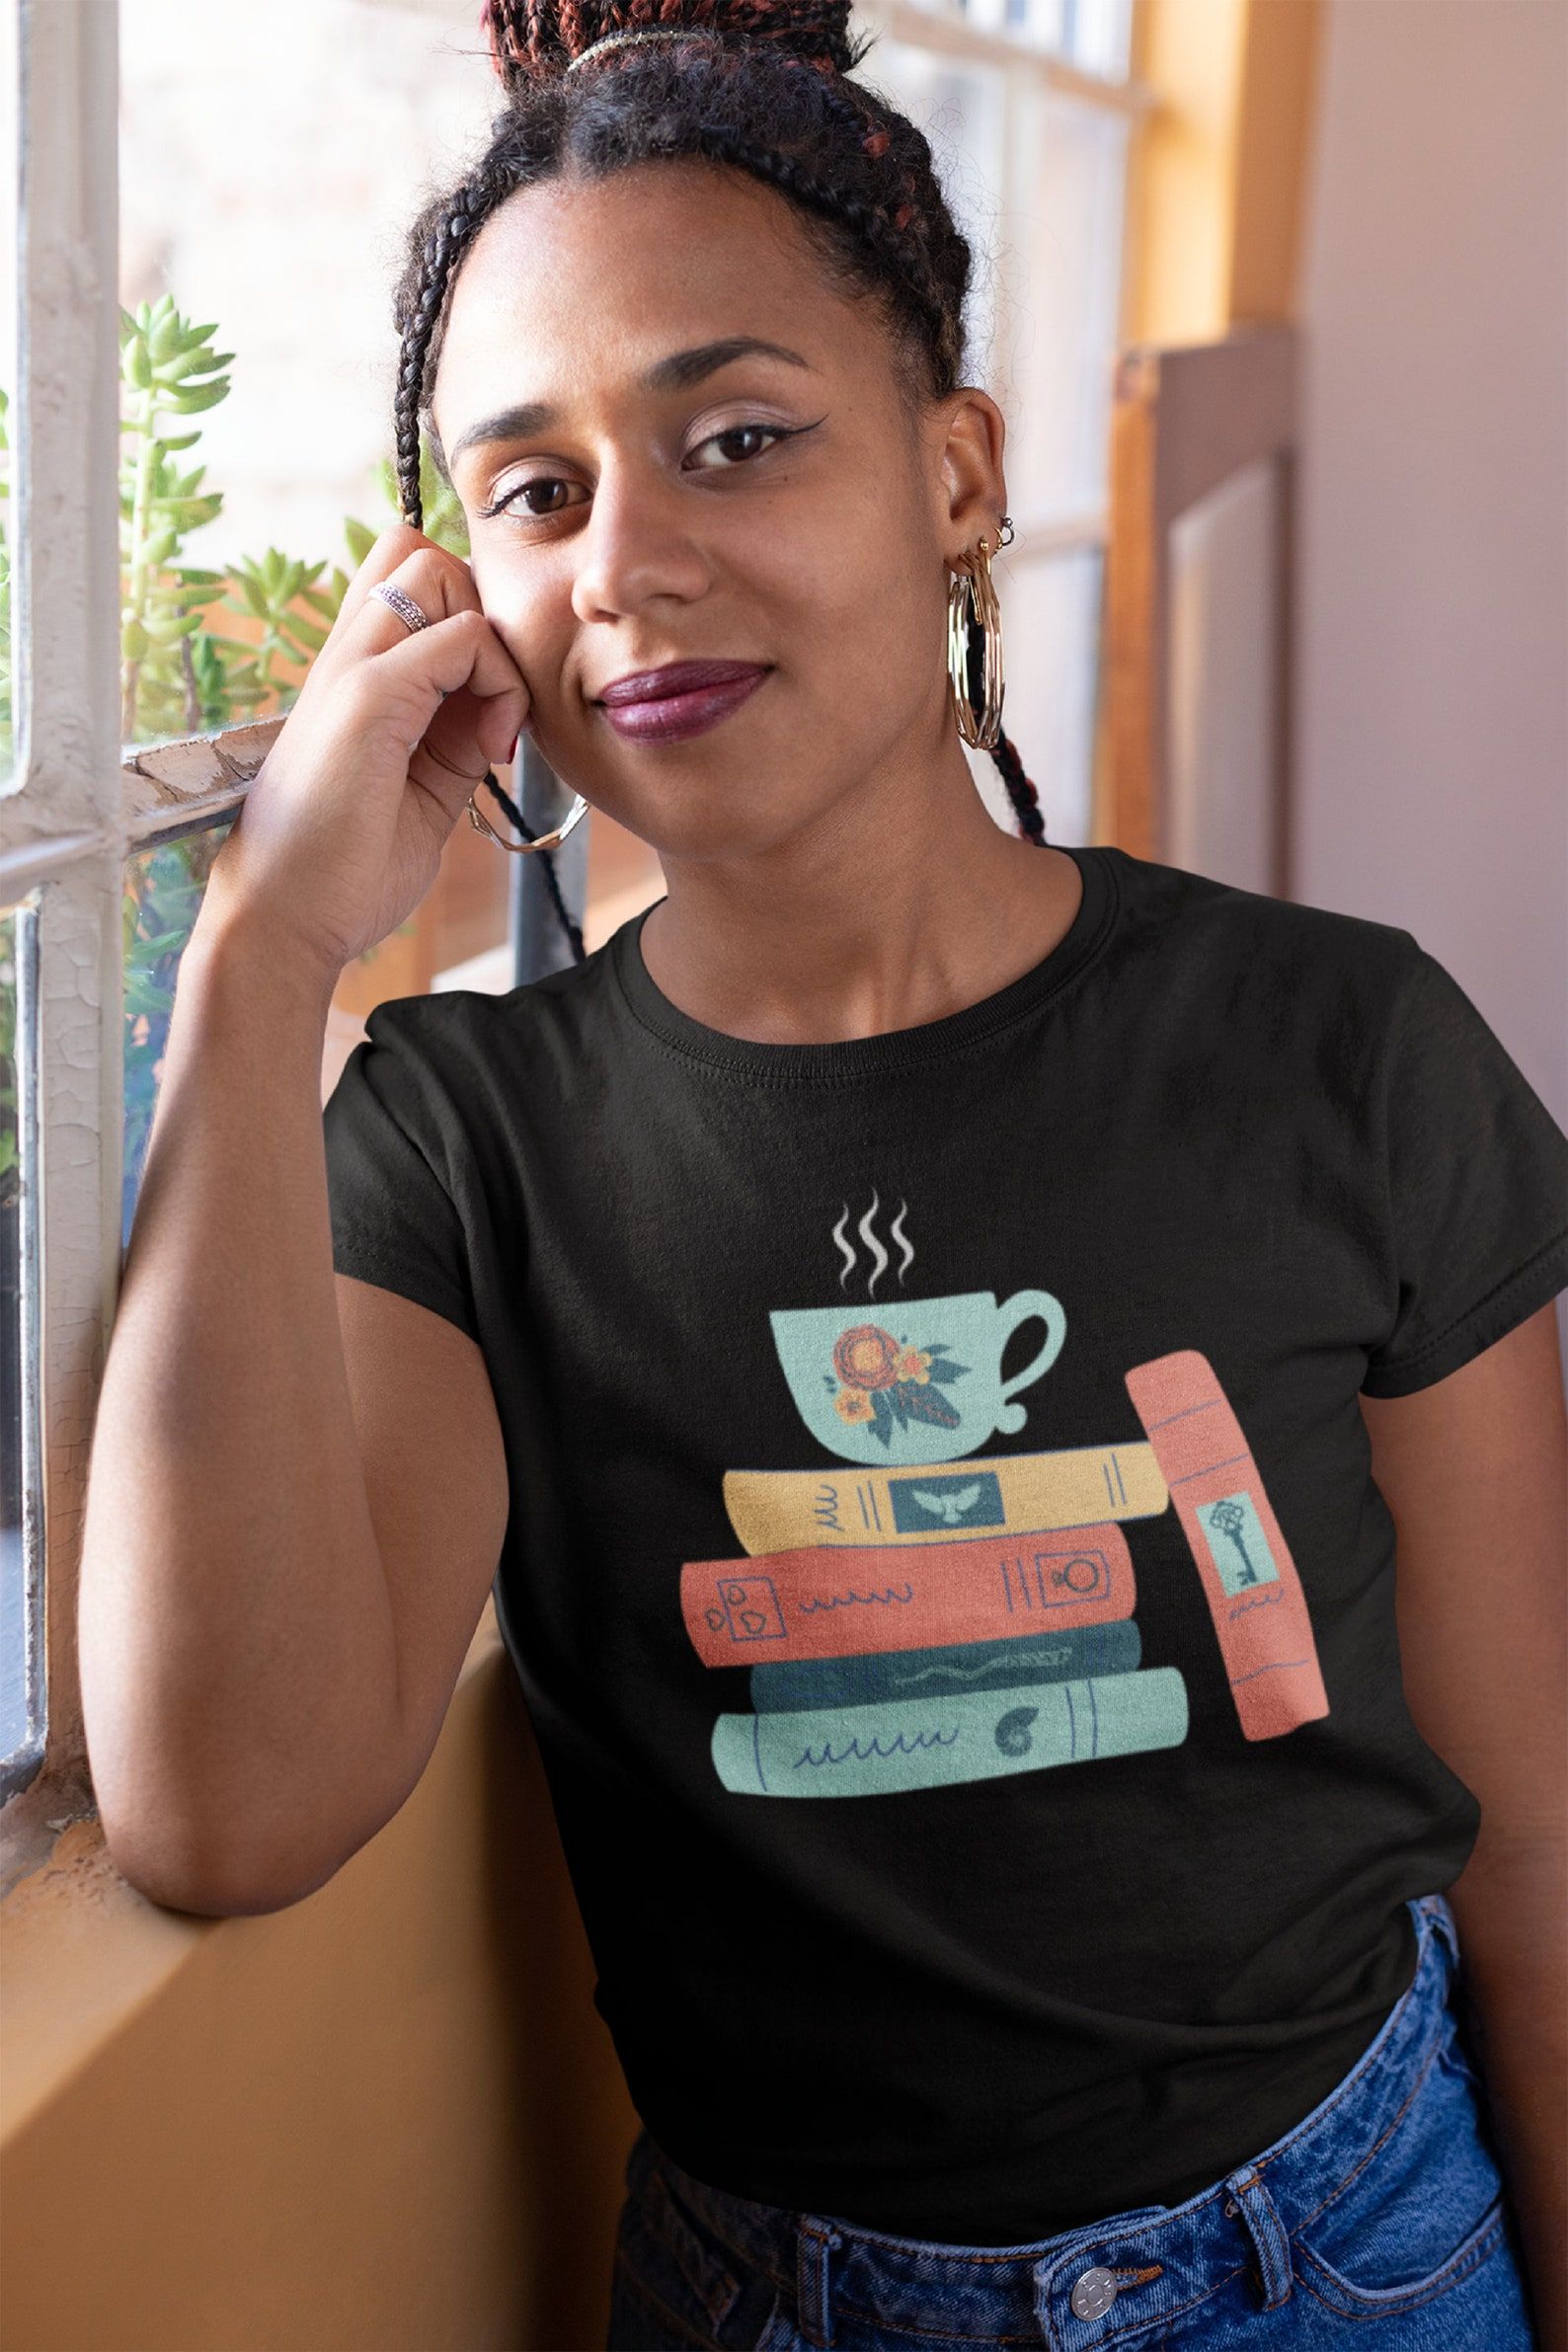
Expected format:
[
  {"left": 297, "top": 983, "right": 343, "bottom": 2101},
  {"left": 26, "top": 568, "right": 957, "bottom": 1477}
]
[{"left": 1294, "top": 0, "right": 1566, "bottom": 1362}]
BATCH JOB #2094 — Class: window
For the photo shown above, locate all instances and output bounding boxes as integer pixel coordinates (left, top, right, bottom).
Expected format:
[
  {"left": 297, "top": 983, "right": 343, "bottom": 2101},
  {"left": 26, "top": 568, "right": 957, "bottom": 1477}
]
[
  {"left": 865, "top": 21, "right": 1141, "bottom": 838},
  {"left": 0, "top": 0, "right": 1150, "bottom": 1811}
]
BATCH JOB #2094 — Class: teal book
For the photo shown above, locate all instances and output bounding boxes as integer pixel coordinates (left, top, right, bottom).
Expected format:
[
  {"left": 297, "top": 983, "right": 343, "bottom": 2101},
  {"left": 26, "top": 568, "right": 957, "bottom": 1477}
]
[
  {"left": 712, "top": 1664, "right": 1189, "bottom": 1798},
  {"left": 749, "top": 1617, "right": 1141, "bottom": 1713}
]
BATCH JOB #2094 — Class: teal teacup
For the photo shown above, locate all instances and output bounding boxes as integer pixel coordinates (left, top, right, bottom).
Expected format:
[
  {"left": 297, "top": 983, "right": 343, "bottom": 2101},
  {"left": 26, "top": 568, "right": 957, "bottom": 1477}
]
[{"left": 769, "top": 1289, "right": 1066, "bottom": 1467}]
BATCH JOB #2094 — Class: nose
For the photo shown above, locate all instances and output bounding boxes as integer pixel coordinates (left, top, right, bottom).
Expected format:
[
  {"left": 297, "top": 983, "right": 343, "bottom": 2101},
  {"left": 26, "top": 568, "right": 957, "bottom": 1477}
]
[{"left": 569, "top": 457, "right": 710, "bottom": 627}]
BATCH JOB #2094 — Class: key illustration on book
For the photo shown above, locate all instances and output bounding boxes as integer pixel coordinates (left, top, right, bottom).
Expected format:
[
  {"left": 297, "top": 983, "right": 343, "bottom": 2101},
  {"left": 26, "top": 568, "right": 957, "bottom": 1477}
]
[
  {"left": 681, "top": 1197, "right": 1328, "bottom": 1797},
  {"left": 1124, "top": 1351, "right": 1329, "bottom": 1742}
]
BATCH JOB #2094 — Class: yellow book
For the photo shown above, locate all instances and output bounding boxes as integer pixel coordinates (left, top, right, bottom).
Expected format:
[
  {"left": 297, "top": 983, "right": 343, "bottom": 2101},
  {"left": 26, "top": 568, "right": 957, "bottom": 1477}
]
[{"left": 723, "top": 1441, "right": 1166, "bottom": 1556}]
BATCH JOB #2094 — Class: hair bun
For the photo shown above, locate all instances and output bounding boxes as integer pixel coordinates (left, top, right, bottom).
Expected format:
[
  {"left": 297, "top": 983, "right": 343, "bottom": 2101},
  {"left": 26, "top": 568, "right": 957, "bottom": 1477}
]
[{"left": 483, "top": 0, "right": 858, "bottom": 96}]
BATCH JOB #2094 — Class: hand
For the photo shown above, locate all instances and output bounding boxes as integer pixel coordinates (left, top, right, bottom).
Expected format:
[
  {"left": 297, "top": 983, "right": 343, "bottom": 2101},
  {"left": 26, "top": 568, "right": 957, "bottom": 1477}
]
[{"left": 196, "top": 523, "right": 530, "bottom": 980}]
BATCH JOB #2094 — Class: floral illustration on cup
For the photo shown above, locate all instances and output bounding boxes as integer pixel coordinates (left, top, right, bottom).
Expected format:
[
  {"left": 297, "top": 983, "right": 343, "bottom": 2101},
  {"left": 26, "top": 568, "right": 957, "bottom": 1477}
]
[
  {"left": 824, "top": 1320, "right": 970, "bottom": 1449},
  {"left": 771, "top": 1289, "right": 1067, "bottom": 1467}
]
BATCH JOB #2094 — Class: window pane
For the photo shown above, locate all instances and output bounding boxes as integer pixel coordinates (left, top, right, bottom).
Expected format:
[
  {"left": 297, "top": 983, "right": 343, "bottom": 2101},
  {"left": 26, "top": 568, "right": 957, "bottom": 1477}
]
[
  {"left": 121, "top": 823, "right": 235, "bottom": 1246},
  {"left": 120, "top": 819, "right": 429, "bottom": 1230},
  {"left": 116, "top": 0, "right": 485, "bottom": 755},
  {"left": 908, "top": 0, "right": 1132, "bottom": 74},
  {"left": 116, "top": 0, "right": 610, "bottom": 966},
  {"left": 121, "top": 808, "right": 486, "bottom": 1214},
  {"left": 1, "top": 0, "right": 18, "bottom": 797},
  {"left": 1059, "top": 0, "right": 1134, "bottom": 78},
  {"left": 1003, "top": 89, "right": 1129, "bottom": 522},
  {"left": 863, "top": 42, "right": 1009, "bottom": 385},
  {"left": 1, "top": 899, "right": 39, "bottom": 1786},
  {"left": 986, "top": 548, "right": 1103, "bottom": 843}
]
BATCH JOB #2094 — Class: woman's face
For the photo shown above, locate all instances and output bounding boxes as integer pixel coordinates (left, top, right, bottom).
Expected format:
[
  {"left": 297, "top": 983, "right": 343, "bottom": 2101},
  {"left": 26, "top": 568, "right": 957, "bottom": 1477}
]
[{"left": 430, "top": 158, "right": 1004, "bottom": 863}]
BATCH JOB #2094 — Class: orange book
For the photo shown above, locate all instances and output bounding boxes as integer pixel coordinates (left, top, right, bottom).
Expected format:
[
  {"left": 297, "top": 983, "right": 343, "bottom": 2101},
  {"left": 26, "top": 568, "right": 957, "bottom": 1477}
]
[{"left": 680, "top": 1523, "right": 1136, "bottom": 1668}]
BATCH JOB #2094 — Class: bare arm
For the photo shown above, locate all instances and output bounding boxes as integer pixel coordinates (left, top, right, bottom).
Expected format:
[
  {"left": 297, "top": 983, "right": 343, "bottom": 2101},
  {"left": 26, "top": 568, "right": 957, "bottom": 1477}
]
[
  {"left": 78, "top": 926, "right": 509, "bottom": 1915},
  {"left": 78, "top": 523, "right": 527, "bottom": 1916},
  {"left": 1361, "top": 1300, "right": 1567, "bottom": 2351}
]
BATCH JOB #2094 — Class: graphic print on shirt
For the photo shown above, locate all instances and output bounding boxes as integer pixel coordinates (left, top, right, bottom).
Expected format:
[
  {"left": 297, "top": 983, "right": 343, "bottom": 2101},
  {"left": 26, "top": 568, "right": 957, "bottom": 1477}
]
[{"left": 678, "top": 1193, "right": 1330, "bottom": 1798}]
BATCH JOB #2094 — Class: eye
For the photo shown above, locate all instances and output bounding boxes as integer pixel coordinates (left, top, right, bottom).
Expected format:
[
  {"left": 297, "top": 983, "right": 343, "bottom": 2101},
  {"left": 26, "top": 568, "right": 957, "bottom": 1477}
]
[
  {"left": 478, "top": 475, "right": 585, "bottom": 522},
  {"left": 477, "top": 416, "right": 822, "bottom": 522},
  {"left": 685, "top": 421, "right": 792, "bottom": 470}
]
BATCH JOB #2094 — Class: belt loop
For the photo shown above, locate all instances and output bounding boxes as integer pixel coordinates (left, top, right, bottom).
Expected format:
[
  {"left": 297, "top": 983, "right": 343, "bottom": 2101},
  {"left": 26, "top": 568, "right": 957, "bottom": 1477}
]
[
  {"left": 1222, "top": 2165, "right": 1293, "bottom": 2310},
  {"left": 1423, "top": 1889, "right": 1462, "bottom": 1971},
  {"left": 795, "top": 2219, "right": 843, "bottom": 2349}
]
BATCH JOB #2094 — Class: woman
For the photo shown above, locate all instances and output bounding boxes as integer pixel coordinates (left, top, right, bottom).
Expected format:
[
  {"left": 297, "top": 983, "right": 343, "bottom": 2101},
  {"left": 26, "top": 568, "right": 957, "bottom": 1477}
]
[{"left": 80, "top": 1, "right": 1566, "bottom": 2345}]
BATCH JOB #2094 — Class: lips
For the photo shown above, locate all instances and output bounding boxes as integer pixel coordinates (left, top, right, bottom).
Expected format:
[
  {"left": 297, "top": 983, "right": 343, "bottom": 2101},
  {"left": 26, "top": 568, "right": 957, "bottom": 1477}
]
[{"left": 597, "top": 659, "right": 769, "bottom": 705}]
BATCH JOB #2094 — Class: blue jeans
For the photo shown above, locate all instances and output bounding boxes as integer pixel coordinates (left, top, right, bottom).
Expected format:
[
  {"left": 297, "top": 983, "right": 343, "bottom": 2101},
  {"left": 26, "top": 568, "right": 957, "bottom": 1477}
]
[{"left": 606, "top": 1894, "right": 1538, "bottom": 2349}]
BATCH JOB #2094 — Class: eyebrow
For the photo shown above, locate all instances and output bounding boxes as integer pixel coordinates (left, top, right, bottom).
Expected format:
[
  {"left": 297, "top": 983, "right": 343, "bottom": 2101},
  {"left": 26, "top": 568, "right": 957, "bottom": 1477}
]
[{"left": 442, "top": 337, "right": 817, "bottom": 472}]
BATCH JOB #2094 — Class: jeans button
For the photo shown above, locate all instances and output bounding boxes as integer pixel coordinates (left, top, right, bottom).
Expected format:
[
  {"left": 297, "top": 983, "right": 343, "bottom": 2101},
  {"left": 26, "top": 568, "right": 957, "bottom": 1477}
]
[{"left": 1070, "top": 2265, "right": 1121, "bottom": 2319}]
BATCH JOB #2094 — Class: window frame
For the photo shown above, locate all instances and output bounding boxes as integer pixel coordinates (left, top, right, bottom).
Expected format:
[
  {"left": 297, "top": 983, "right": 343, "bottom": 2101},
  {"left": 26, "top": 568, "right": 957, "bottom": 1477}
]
[{"left": 0, "top": 0, "right": 1152, "bottom": 1845}]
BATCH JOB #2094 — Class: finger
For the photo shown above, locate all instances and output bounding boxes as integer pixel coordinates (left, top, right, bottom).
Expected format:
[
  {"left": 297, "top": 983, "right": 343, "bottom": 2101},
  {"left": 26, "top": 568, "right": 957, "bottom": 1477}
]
[
  {"left": 365, "top": 608, "right": 529, "bottom": 759},
  {"left": 406, "top": 734, "right": 495, "bottom": 827},
  {"left": 341, "top": 548, "right": 482, "bottom": 667},
  {"left": 420, "top": 678, "right": 521, "bottom": 774},
  {"left": 334, "top": 524, "right": 478, "bottom": 639}
]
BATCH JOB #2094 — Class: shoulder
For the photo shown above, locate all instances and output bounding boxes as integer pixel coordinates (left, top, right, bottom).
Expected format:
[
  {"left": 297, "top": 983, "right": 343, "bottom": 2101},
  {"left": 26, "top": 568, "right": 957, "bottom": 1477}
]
[
  {"left": 1106, "top": 846, "right": 1419, "bottom": 972},
  {"left": 351, "top": 927, "right": 624, "bottom": 1106},
  {"left": 1102, "top": 847, "right": 1427, "bottom": 1024}
]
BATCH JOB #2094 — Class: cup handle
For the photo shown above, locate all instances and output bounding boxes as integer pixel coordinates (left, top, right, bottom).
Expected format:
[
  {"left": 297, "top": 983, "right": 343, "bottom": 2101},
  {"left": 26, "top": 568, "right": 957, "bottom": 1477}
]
[{"left": 994, "top": 1289, "right": 1066, "bottom": 1432}]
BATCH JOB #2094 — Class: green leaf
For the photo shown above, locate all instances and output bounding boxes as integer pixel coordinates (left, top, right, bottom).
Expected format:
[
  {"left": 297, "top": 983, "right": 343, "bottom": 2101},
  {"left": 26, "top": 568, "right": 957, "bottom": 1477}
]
[
  {"left": 343, "top": 514, "right": 377, "bottom": 568},
  {"left": 142, "top": 611, "right": 203, "bottom": 644},
  {"left": 147, "top": 307, "right": 187, "bottom": 364},
  {"left": 154, "top": 347, "right": 235, "bottom": 385},
  {"left": 124, "top": 974, "right": 169, "bottom": 1017},
  {"left": 165, "top": 380, "right": 230, "bottom": 415},
  {"left": 161, "top": 495, "right": 221, "bottom": 526}
]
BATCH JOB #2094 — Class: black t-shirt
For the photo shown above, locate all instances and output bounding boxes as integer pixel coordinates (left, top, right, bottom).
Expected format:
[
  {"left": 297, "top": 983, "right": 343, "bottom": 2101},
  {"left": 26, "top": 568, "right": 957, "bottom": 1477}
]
[{"left": 322, "top": 843, "right": 1568, "bottom": 2243}]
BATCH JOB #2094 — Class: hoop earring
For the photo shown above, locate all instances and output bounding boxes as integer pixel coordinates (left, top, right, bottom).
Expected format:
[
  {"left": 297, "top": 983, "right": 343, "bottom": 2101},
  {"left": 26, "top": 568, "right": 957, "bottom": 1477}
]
[
  {"left": 466, "top": 776, "right": 590, "bottom": 854},
  {"left": 947, "top": 527, "right": 1007, "bottom": 751}
]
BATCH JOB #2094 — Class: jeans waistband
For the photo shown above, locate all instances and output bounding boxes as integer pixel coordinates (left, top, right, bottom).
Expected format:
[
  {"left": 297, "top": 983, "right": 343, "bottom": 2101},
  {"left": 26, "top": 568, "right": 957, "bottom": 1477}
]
[{"left": 632, "top": 1894, "right": 1459, "bottom": 2349}]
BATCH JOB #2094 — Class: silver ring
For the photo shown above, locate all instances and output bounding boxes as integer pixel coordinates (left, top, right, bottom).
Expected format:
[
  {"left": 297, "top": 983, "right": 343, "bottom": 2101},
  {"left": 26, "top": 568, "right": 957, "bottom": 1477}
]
[{"left": 372, "top": 580, "right": 431, "bottom": 634}]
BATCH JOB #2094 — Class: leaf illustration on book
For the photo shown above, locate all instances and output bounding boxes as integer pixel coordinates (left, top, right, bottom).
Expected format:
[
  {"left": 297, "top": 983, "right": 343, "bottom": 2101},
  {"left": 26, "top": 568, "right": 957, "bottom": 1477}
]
[
  {"left": 900, "top": 1382, "right": 961, "bottom": 1430},
  {"left": 925, "top": 1358, "right": 969, "bottom": 1386}
]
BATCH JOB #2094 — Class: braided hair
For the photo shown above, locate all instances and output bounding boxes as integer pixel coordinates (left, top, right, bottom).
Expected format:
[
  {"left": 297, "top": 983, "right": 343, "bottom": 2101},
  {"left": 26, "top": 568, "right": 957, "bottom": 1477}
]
[{"left": 390, "top": 0, "right": 1049, "bottom": 962}]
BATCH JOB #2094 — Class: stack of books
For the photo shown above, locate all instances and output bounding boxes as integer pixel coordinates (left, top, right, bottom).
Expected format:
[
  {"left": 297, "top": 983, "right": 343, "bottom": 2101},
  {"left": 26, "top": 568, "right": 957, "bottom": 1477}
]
[{"left": 680, "top": 1301, "right": 1327, "bottom": 1798}]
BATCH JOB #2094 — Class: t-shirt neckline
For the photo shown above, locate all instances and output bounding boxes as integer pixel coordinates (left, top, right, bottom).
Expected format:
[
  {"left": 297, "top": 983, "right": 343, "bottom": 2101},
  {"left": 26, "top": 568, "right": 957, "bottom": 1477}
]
[{"left": 609, "top": 841, "right": 1121, "bottom": 1083}]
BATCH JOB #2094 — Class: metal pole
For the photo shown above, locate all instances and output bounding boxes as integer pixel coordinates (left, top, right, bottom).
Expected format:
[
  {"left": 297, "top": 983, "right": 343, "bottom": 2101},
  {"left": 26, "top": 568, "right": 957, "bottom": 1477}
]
[{"left": 510, "top": 740, "right": 590, "bottom": 985}]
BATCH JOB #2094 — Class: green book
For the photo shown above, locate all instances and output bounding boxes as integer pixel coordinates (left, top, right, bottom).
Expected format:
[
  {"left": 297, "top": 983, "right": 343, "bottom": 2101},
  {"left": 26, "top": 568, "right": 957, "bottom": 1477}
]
[{"left": 712, "top": 1665, "right": 1189, "bottom": 1798}]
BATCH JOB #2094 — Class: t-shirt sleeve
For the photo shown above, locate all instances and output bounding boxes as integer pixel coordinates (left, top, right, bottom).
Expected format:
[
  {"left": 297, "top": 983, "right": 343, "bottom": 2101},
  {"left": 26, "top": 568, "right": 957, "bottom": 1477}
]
[
  {"left": 322, "top": 999, "right": 482, "bottom": 1345},
  {"left": 1361, "top": 940, "right": 1568, "bottom": 1397}
]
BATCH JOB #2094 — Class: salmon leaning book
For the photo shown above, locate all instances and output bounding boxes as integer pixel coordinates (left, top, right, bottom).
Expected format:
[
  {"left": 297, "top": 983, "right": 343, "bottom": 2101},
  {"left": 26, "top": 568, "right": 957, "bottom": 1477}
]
[{"left": 1124, "top": 1349, "right": 1329, "bottom": 1741}]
